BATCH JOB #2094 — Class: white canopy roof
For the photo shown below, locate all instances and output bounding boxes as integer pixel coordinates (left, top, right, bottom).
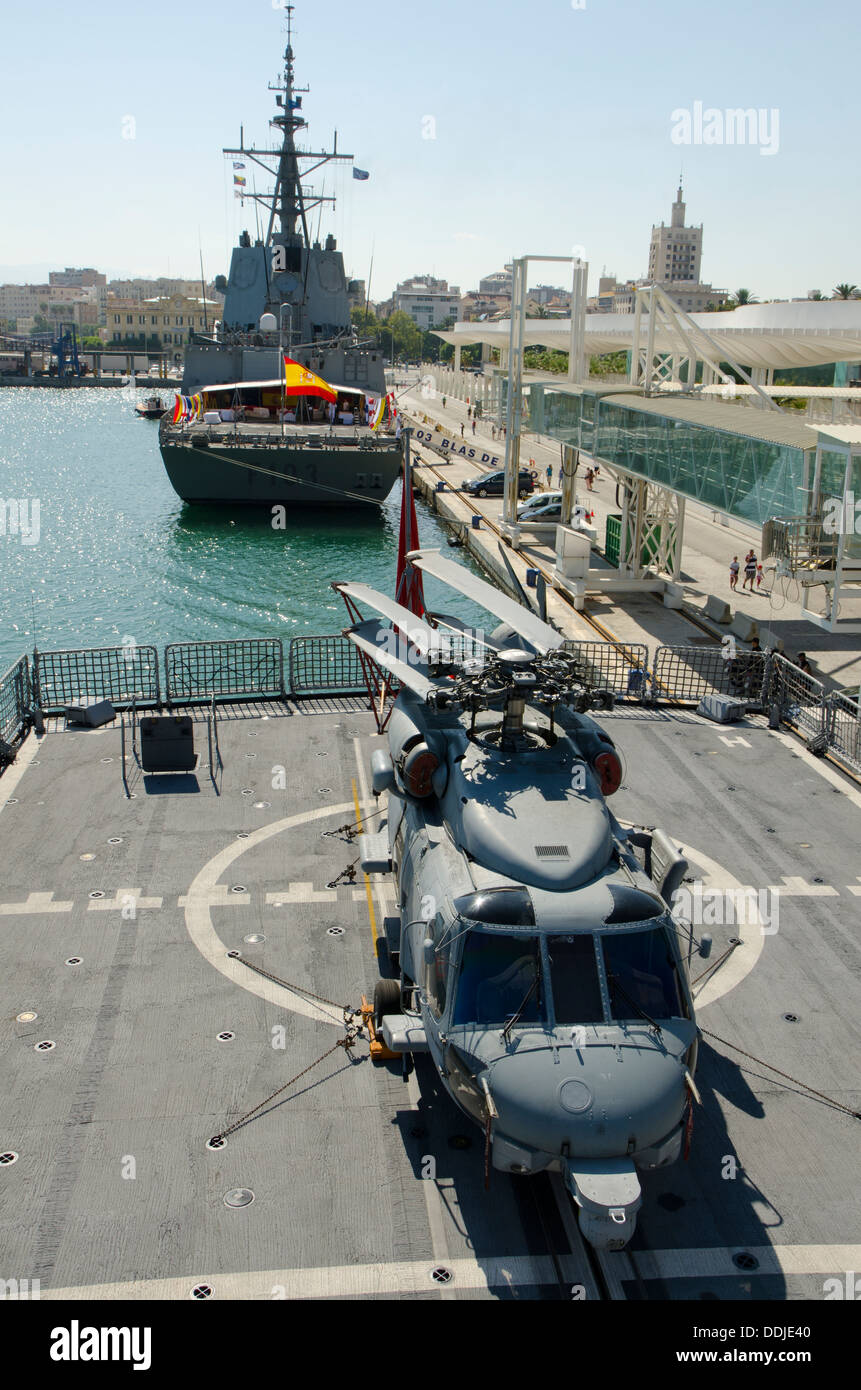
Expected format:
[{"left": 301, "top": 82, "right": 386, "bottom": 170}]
[{"left": 437, "top": 301, "right": 861, "bottom": 370}]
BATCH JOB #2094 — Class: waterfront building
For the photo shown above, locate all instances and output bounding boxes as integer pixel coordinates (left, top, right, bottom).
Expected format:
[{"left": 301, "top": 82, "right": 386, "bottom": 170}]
[
  {"left": 392, "top": 275, "right": 461, "bottom": 328},
  {"left": 106, "top": 291, "right": 220, "bottom": 346}
]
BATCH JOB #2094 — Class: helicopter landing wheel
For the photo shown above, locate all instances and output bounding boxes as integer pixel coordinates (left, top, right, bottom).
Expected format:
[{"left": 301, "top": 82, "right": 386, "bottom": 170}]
[{"left": 373, "top": 978, "right": 401, "bottom": 1033}]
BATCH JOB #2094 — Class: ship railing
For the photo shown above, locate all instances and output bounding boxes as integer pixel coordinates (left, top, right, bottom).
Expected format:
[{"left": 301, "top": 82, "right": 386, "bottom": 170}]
[
  {"left": 164, "top": 639, "right": 285, "bottom": 705},
  {"left": 562, "top": 639, "right": 651, "bottom": 702},
  {"left": 5, "top": 637, "right": 861, "bottom": 787},
  {"left": 651, "top": 643, "right": 768, "bottom": 707},
  {"left": 32, "top": 645, "right": 161, "bottom": 714},
  {"left": 0, "top": 653, "right": 30, "bottom": 751}
]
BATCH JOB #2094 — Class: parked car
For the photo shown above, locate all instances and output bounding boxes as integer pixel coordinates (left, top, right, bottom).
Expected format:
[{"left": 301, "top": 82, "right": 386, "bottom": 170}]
[
  {"left": 463, "top": 469, "right": 535, "bottom": 499},
  {"left": 517, "top": 489, "right": 563, "bottom": 518}
]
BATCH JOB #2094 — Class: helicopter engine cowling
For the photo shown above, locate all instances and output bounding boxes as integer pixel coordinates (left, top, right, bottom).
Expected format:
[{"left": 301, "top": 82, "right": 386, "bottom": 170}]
[{"left": 387, "top": 704, "right": 447, "bottom": 800}]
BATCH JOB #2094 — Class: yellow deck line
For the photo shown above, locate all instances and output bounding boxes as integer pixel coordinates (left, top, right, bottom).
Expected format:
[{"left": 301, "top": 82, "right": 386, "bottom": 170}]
[{"left": 351, "top": 777, "right": 378, "bottom": 947}]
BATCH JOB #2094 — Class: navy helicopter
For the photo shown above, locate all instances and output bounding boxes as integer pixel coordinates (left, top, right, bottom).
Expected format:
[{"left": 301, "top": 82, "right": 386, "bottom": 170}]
[{"left": 337, "top": 549, "right": 706, "bottom": 1251}]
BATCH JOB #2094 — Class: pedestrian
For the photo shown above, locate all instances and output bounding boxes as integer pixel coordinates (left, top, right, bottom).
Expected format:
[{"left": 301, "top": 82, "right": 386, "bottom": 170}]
[
  {"left": 467, "top": 406, "right": 472, "bottom": 419},
  {"left": 593, "top": 464, "right": 600, "bottom": 481},
  {"left": 797, "top": 652, "right": 812, "bottom": 675},
  {"left": 492, "top": 425, "right": 497, "bottom": 440},
  {"left": 503, "top": 425, "right": 507, "bottom": 439},
  {"left": 558, "top": 466, "right": 563, "bottom": 487},
  {"left": 585, "top": 468, "right": 594, "bottom": 491},
  {"left": 460, "top": 422, "right": 464, "bottom": 437},
  {"left": 729, "top": 555, "right": 739, "bottom": 590},
  {"left": 756, "top": 563, "right": 765, "bottom": 591},
  {"left": 742, "top": 550, "right": 757, "bottom": 591},
  {"left": 471, "top": 419, "right": 476, "bottom": 435},
  {"left": 442, "top": 395, "right": 446, "bottom": 409},
  {"left": 546, "top": 463, "right": 553, "bottom": 489}
]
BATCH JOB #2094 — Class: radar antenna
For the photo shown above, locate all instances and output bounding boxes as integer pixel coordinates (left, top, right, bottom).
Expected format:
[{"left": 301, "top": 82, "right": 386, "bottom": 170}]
[{"left": 222, "top": 4, "right": 353, "bottom": 251}]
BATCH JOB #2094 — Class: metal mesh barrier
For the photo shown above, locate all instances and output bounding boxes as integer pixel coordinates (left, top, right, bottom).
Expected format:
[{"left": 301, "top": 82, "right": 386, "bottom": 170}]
[
  {"left": 164, "top": 640, "right": 284, "bottom": 703},
  {"left": 563, "top": 640, "right": 650, "bottom": 700},
  {"left": 764, "top": 654, "right": 827, "bottom": 739},
  {"left": 34, "top": 646, "right": 160, "bottom": 713},
  {"left": 0, "top": 655, "right": 30, "bottom": 745},
  {"left": 290, "top": 635, "right": 367, "bottom": 694},
  {"left": 826, "top": 692, "right": 861, "bottom": 777},
  {"left": 652, "top": 644, "right": 767, "bottom": 706}
]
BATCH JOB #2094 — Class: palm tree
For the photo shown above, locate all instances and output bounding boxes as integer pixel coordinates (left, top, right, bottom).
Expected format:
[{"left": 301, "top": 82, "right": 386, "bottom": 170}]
[
  {"left": 733, "top": 288, "right": 759, "bottom": 306},
  {"left": 832, "top": 284, "right": 859, "bottom": 299},
  {"left": 808, "top": 291, "right": 826, "bottom": 300}
]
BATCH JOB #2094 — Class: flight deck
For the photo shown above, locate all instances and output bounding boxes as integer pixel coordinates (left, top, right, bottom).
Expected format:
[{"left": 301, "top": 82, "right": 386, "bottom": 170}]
[{"left": 0, "top": 696, "right": 858, "bottom": 1301}]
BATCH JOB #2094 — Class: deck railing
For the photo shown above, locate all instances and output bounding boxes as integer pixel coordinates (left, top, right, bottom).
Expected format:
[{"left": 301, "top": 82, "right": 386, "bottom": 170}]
[{"left": 2, "top": 635, "right": 859, "bottom": 783}]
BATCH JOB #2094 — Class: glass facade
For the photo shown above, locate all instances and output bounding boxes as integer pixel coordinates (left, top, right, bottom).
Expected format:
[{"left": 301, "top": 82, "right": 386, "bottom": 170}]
[
  {"left": 525, "top": 384, "right": 811, "bottom": 527},
  {"left": 593, "top": 404, "right": 809, "bottom": 525}
]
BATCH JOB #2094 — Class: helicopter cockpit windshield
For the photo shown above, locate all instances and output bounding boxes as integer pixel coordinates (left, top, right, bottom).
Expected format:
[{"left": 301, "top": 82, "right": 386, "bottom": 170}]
[
  {"left": 453, "top": 932, "right": 544, "bottom": 1027},
  {"left": 446, "top": 917, "right": 687, "bottom": 1031},
  {"left": 602, "top": 927, "right": 685, "bottom": 1022}
]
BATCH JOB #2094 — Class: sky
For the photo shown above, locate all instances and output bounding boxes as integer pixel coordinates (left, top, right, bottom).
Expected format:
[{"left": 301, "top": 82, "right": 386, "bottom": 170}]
[{"left": 0, "top": 0, "right": 857, "bottom": 302}]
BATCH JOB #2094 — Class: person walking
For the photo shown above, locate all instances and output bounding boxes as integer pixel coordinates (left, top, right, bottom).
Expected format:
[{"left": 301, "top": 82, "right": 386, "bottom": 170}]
[
  {"left": 742, "top": 550, "right": 757, "bottom": 591},
  {"left": 471, "top": 419, "right": 476, "bottom": 435},
  {"left": 492, "top": 425, "right": 497, "bottom": 440},
  {"left": 585, "top": 468, "right": 594, "bottom": 491},
  {"left": 545, "top": 463, "right": 553, "bottom": 489},
  {"left": 558, "top": 466, "right": 564, "bottom": 487},
  {"left": 460, "top": 422, "right": 464, "bottom": 437},
  {"left": 442, "top": 395, "right": 446, "bottom": 409},
  {"left": 756, "top": 563, "right": 765, "bottom": 591},
  {"left": 729, "top": 555, "right": 740, "bottom": 590}
]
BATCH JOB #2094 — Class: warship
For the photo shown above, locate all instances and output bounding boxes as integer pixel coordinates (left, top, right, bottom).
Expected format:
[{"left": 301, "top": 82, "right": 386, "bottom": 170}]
[{"left": 157, "top": 9, "right": 401, "bottom": 508}]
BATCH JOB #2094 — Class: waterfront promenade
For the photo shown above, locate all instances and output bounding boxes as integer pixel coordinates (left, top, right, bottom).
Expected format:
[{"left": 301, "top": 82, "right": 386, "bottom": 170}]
[{"left": 398, "top": 373, "right": 861, "bottom": 695}]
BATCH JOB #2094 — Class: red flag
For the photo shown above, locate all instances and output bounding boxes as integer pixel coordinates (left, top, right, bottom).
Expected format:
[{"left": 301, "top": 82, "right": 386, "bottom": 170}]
[{"left": 395, "top": 445, "right": 425, "bottom": 619}]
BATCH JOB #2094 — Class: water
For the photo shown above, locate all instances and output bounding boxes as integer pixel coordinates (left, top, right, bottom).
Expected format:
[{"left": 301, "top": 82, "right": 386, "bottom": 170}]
[{"left": 0, "top": 387, "right": 494, "bottom": 673}]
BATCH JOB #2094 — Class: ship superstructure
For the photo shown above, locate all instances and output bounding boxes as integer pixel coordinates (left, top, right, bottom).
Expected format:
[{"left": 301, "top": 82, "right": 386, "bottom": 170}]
[{"left": 158, "top": 7, "right": 400, "bottom": 507}]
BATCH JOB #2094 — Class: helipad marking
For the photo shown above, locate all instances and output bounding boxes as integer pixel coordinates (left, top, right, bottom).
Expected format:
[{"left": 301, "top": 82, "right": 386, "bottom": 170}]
[
  {"left": 178, "top": 885, "right": 250, "bottom": 908},
  {"left": 847, "top": 878, "right": 861, "bottom": 897},
  {"left": 265, "top": 883, "right": 338, "bottom": 904},
  {"left": 40, "top": 1253, "right": 572, "bottom": 1300},
  {"left": 770, "top": 875, "right": 838, "bottom": 897},
  {"left": 183, "top": 802, "right": 353, "bottom": 1026},
  {"left": 629, "top": 1243, "right": 861, "bottom": 1283},
  {"left": 88, "top": 888, "right": 163, "bottom": 912},
  {"left": 0, "top": 891, "right": 73, "bottom": 915},
  {"left": 718, "top": 735, "right": 751, "bottom": 748}
]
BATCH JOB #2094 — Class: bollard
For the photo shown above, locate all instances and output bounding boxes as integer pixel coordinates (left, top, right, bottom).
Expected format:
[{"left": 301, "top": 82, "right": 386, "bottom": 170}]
[
  {"left": 471, "top": 515, "right": 482, "bottom": 530},
  {"left": 436, "top": 480, "right": 446, "bottom": 492},
  {"left": 525, "top": 568, "right": 539, "bottom": 588}
]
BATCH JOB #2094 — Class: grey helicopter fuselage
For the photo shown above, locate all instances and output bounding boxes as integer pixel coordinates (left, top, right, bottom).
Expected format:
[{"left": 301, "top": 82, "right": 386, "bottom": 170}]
[{"left": 369, "top": 676, "right": 699, "bottom": 1251}]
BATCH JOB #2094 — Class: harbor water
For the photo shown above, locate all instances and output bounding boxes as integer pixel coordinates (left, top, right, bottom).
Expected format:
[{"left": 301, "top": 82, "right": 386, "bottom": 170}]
[{"left": 0, "top": 387, "right": 492, "bottom": 673}]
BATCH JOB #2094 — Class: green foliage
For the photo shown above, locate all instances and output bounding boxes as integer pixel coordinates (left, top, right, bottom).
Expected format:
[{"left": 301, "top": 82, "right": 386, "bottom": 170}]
[
  {"left": 833, "top": 284, "right": 859, "bottom": 299},
  {"left": 589, "top": 350, "right": 628, "bottom": 377}
]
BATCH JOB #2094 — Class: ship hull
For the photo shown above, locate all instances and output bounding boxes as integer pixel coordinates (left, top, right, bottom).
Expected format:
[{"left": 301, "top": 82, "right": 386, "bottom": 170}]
[{"left": 158, "top": 433, "right": 402, "bottom": 506}]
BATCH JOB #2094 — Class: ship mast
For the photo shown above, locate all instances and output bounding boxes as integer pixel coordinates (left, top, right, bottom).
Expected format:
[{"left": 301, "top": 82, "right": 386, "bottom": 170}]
[{"left": 222, "top": 5, "right": 353, "bottom": 252}]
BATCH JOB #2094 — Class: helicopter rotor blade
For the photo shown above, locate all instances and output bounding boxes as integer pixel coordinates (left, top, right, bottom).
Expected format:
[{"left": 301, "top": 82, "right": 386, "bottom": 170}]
[
  {"left": 335, "top": 583, "right": 442, "bottom": 653},
  {"left": 345, "top": 619, "right": 441, "bottom": 701},
  {"left": 407, "top": 549, "right": 563, "bottom": 654}
]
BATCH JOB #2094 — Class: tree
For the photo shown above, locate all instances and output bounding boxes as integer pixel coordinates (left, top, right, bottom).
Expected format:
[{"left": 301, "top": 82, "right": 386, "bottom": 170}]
[
  {"left": 833, "top": 284, "right": 859, "bottom": 299},
  {"left": 350, "top": 306, "right": 380, "bottom": 342},
  {"left": 732, "top": 288, "right": 758, "bottom": 306}
]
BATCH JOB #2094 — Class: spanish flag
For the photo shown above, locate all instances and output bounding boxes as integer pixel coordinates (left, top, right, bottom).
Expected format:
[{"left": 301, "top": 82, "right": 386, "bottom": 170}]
[{"left": 283, "top": 355, "right": 337, "bottom": 402}]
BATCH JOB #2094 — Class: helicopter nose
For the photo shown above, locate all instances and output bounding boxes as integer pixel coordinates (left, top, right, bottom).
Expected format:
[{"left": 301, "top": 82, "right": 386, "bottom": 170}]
[{"left": 487, "top": 1045, "right": 686, "bottom": 1162}]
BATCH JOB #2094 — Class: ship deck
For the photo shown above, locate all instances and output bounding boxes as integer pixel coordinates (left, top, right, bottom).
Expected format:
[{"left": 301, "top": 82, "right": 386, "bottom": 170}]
[{"left": 1, "top": 698, "right": 859, "bottom": 1301}]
